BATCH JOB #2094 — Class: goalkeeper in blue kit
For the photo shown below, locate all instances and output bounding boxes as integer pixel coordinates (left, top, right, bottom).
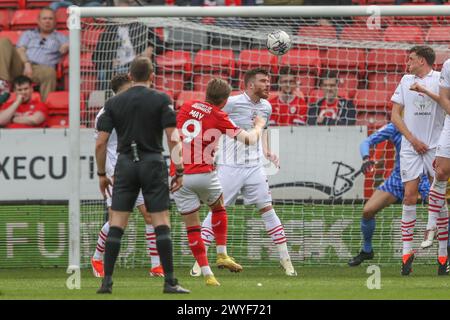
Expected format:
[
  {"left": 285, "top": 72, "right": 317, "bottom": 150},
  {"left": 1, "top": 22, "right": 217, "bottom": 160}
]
[{"left": 348, "top": 123, "right": 430, "bottom": 266}]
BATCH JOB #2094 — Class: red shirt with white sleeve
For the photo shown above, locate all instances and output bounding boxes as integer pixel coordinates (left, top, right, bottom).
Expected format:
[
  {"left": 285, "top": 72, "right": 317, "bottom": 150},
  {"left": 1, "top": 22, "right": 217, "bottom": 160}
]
[{"left": 174, "top": 100, "right": 241, "bottom": 175}]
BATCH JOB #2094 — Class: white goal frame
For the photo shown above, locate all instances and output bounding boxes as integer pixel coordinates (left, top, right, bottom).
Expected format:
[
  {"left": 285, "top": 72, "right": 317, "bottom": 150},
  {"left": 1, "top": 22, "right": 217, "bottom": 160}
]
[{"left": 67, "top": 5, "right": 450, "bottom": 269}]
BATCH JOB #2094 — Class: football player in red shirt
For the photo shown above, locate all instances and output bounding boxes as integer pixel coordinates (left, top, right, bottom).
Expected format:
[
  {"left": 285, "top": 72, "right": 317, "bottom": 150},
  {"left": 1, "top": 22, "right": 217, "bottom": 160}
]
[
  {"left": 173, "top": 78, "right": 266, "bottom": 286},
  {"left": 269, "top": 67, "right": 308, "bottom": 126},
  {"left": 0, "top": 76, "right": 47, "bottom": 129}
]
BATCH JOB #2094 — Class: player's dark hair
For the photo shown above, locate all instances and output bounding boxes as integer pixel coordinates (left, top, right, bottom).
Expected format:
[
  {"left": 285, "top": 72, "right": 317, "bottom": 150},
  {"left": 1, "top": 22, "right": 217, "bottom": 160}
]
[
  {"left": 129, "top": 56, "right": 153, "bottom": 82},
  {"left": 244, "top": 68, "right": 269, "bottom": 87},
  {"left": 110, "top": 73, "right": 131, "bottom": 94},
  {"left": 13, "top": 75, "right": 32, "bottom": 88},
  {"left": 319, "top": 70, "right": 339, "bottom": 86},
  {"left": 206, "top": 78, "right": 231, "bottom": 106},
  {"left": 409, "top": 45, "right": 436, "bottom": 66}
]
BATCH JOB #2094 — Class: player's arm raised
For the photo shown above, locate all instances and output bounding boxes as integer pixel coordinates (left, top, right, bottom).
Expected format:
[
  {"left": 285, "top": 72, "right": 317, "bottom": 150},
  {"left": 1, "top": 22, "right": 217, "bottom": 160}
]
[
  {"left": 410, "top": 83, "right": 442, "bottom": 105},
  {"left": 234, "top": 115, "right": 266, "bottom": 146},
  {"left": 391, "top": 103, "right": 428, "bottom": 154}
]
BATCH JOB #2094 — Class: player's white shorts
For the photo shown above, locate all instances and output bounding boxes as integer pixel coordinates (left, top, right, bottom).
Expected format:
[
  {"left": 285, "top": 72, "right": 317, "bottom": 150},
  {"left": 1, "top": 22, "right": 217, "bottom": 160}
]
[
  {"left": 218, "top": 165, "right": 272, "bottom": 206},
  {"left": 400, "top": 148, "right": 436, "bottom": 182},
  {"left": 173, "top": 171, "right": 223, "bottom": 214},
  {"left": 436, "top": 118, "right": 450, "bottom": 159},
  {"left": 105, "top": 181, "right": 145, "bottom": 209}
]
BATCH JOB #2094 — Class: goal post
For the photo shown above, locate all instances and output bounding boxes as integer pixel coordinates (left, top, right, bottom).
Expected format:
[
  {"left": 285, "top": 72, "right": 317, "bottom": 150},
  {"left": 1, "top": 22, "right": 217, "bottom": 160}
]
[{"left": 67, "top": 5, "right": 450, "bottom": 270}]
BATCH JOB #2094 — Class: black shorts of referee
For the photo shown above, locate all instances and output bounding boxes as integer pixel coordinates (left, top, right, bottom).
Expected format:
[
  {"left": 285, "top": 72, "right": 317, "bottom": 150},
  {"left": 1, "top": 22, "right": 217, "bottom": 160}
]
[{"left": 112, "top": 152, "right": 170, "bottom": 213}]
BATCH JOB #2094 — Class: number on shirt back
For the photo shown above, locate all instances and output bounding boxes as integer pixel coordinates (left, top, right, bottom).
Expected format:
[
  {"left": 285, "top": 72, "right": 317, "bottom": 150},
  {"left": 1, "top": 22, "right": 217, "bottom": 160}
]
[{"left": 181, "top": 119, "right": 202, "bottom": 143}]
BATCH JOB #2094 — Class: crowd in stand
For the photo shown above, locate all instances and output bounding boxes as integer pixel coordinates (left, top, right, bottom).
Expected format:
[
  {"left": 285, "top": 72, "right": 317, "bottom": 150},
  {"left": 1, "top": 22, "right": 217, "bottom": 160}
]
[{"left": 0, "top": 0, "right": 448, "bottom": 128}]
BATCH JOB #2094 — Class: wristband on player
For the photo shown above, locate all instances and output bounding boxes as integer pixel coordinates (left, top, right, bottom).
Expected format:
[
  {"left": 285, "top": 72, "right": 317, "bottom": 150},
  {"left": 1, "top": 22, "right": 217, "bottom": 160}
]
[
  {"left": 97, "top": 171, "right": 106, "bottom": 177},
  {"left": 175, "top": 168, "right": 184, "bottom": 177}
]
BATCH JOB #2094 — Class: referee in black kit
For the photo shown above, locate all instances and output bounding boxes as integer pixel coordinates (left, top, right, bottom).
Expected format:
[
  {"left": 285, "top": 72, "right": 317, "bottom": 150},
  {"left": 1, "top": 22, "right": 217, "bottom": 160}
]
[{"left": 95, "top": 57, "right": 189, "bottom": 294}]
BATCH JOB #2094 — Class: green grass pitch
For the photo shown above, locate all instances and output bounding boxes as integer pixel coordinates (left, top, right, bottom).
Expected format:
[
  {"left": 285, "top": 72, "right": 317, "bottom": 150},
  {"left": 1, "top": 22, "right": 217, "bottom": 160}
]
[{"left": 1, "top": 265, "right": 450, "bottom": 300}]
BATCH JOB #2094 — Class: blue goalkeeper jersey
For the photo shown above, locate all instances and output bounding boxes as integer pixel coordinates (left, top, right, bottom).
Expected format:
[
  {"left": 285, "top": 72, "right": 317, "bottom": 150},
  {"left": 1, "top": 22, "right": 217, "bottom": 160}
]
[{"left": 360, "top": 123, "right": 401, "bottom": 176}]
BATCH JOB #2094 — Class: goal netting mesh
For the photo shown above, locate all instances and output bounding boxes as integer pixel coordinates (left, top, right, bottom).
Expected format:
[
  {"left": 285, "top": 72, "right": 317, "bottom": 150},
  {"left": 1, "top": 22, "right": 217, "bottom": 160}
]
[
  {"left": 77, "top": 14, "right": 450, "bottom": 268},
  {"left": 5, "top": 12, "right": 448, "bottom": 269}
]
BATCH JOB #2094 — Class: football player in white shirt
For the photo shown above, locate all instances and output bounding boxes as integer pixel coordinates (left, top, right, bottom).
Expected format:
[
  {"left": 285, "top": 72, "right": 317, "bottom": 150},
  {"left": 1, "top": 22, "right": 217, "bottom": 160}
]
[
  {"left": 391, "top": 46, "right": 447, "bottom": 276},
  {"left": 190, "top": 68, "right": 297, "bottom": 277},
  {"left": 91, "top": 74, "right": 163, "bottom": 278}
]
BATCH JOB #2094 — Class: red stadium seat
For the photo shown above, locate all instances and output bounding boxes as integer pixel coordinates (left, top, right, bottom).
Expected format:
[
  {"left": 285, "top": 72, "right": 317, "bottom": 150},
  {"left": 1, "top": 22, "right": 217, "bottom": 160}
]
[
  {"left": 10, "top": 9, "right": 40, "bottom": 30},
  {"left": 47, "top": 115, "right": 68, "bottom": 128},
  {"left": 340, "top": 26, "right": 383, "bottom": 42},
  {"left": 155, "top": 51, "right": 192, "bottom": 97},
  {"left": 46, "top": 91, "right": 68, "bottom": 115},
  {"left": 320, "top": 48, "right": 366, "bottom": 71},
  {"left": 279, "top": 50, "right": 321, "bottom": 94},
  {"left": 367, "top": 72, "right": 403, "bottom": 93},
  {"left": 435, "top": 50, "right": 448, "bottom": 71},
  {"left": 55, "top": 8, "right": 68, "bottom": 30},
  {"left": 354, "top": 89, "right": 393, "bottom": 112},
  {"left": 157, "top": 50, "right": 192, "bottom": 73},
  {"left": 352, "top": 15, "right": 395, "bottom": 28},
  {"left": 298, "top": 25, "right": 337, "bottom": 39},
  {"left": 193, "top": 49, "right": 235, "bottom": 76},
  {"left": 426, "top": 26, "right": 450, "bottom": 44},
  {"left": 0, "top": 30, "right": 23, "bottom": 45},
  {"left": 175, "top": 91, "right": 205, "bottom": 111},
  {"left": 383, "top": 26, "right": 424, "bottom": 44},
  {"left": 356, "top": 112, "right": 389, "bottom": 129},
  {"left": 0, "top": 0, "right": 20, "bottom": 8},
  {"left": 367, "top": 49, "right": 408, "bottom": 72},
  {"left": 25, "top": 0, "right": 53, "bottom": 8},
  {"left": 0, "top": 10, "right": 11, "bottom": 30},
  {"left": 193, "top": 73, "right": 229, "bottom": 92},
  {"left": 238, "top": 49, "right": 277, "bottom": 72},
  {"left": 80, "top": 27, "right": 102, "bottom": 51}
]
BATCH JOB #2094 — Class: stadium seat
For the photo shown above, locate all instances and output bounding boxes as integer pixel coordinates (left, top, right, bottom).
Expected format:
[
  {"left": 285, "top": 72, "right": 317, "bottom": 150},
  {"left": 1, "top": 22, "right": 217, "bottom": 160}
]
[
  {"left": 383, "top": 26, "right": 424, "bottom": 44},
  {"left": 279, "top": 49, "right": 321, "bottom": 93},
  {"left": 238, "top": 49, "right": 277, "bottom": 72},
  {"left": 367, "top": 49, "right": 408, "bottom": 72},
  {"left": 352, "top": 15, "right": 395, "bottom": 28},
  {"left": 46, "top": 91, "right": 68, "bottom": 115},
  {"left": 356, "top": 111, "right": 389, "bottom": 129},
  {"left": 10, "top": 9, "right": 40, "bottom": 30},
  {"left": 0, "top": 30, "right": 23, "bottom": 45},
  {"left": 0, "top": 10, "right": 11, "bottom": 30},
  {"left": 354, "top": 89, "right": 393, "bottom": 112},
  {"left": 367, "top": 72, "right": 402, "bottom": 93},
  {"left": 321, "top": 48, "right": 365, "bottom": 72},
  {"left": 298, "top": 25, "right": 337, "bottom": 40},
  {"left": 193, "top": 49, "right": 235, "bottom": 76},
  {"left": 80, "top": 74, "right": 97, "bottom": 95},
  {"left": 47, "top": 115, "right": 68, "bottom": 128},
  {"left": 435, "top": 50, "right": 448, "bottom": 70},
  {"left": 155, "top": 51, "right": 192, "bottom": 96},
  {"left": 426, "top": 26, "right": 450, "bottom": 44},
  {"left": 176, "top": 91, "right": 205, "bottom": 110},
  {"left": 55, "top": 8, "right": 68, "bottom": 30},
  {"left": 339, "top": 26, "right": 383, "bottom": 42},
  {"left": 25, "top": 0, "right": 53, "bottom": 8},
  {"left": 0, "top": 0, "right": 21, "bottom": 8},
  {"left": 80, "top": 27, "right": 102, "bottom": 51}
]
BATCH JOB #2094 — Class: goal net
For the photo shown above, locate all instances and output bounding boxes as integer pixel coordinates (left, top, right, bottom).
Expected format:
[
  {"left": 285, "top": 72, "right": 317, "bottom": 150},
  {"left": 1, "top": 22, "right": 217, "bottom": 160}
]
[{"left": 5, "top": 6, "right": 448, "bottom": 270}]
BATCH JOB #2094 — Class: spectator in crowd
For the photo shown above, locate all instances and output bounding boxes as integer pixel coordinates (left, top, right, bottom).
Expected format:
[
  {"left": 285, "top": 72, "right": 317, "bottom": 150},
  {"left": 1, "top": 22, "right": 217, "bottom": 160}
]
[
  {"left": 49, "top": 0, "right": 105, "bottom": 12},
  {"left": 0, "top": 76, "right": 48, "bottom": 129},
  {"left": 0, "top": 8, "right": 68, "bottom": 102},
  {"left": 92, "top": 0, "right": 164, "bottom": 90},
  {"left": 307, "top": 71, "right": 356, "bottom": 126},
  {"left": 269, "top": 67, "right": 308, "bottom": 126}
]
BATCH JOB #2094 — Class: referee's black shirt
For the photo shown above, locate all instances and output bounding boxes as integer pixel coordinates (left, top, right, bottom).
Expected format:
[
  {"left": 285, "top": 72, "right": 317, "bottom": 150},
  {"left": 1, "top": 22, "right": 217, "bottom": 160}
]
[{"left": 96, "top": 86, "right": 176, "bottom": 154}]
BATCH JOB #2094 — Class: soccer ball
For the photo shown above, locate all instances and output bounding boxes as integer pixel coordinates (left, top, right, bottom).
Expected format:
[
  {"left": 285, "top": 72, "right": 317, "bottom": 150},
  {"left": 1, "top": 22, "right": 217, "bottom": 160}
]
[{"left": 266, "top": 30, "right": 292, "bottom": 56}]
